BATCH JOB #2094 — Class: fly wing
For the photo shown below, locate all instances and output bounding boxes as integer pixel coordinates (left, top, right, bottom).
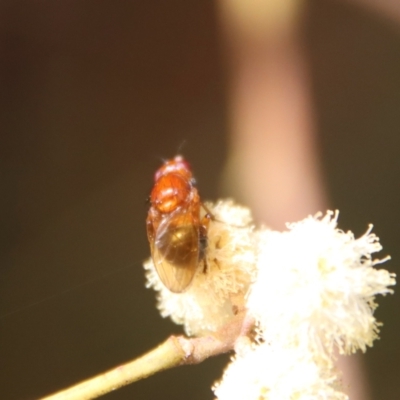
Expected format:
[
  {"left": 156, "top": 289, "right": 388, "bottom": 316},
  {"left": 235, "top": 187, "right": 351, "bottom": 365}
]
[{"left": 152, "top": 209, "right": 199, "bottom": 293}]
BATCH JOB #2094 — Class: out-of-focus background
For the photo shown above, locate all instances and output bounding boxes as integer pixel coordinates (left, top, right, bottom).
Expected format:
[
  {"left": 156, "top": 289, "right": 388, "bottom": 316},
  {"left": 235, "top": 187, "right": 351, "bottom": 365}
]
[{"left": 1, "top": 1, "right": 399, "bottom": 399}]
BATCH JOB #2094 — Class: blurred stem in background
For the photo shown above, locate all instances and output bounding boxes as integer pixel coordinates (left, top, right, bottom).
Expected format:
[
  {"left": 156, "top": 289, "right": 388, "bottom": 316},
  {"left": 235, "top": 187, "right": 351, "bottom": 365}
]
[{"left": 217, "top": 0, "right": 370, "bottom": 399}]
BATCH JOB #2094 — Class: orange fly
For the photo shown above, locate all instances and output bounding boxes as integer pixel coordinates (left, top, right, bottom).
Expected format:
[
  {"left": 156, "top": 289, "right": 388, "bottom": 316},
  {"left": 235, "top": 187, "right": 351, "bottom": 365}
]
[{"left": 146, "top": 156, "right": 211, "bottom": 293}]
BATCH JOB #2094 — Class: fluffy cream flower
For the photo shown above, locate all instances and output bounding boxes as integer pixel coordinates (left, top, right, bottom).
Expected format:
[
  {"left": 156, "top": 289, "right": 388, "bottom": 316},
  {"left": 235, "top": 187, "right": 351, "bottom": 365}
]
[
  {"left": 144, "top": 200, "right": 257, "bottom": 336},
  {"left": 214, "top": 342, "right": 348, "bottom": 400},
  {"left": 214, "top": 211, "right": 395, "bottom": 400},
  {"left": 144, "top": 203, "right": 395, "bottom": 399},
  {"left": 247, "top": 211, "right": 395, "bottom": 356}
]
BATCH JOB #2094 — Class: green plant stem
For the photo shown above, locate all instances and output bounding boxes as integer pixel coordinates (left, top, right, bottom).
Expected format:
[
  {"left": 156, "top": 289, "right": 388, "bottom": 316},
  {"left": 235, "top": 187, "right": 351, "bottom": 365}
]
[{"left": 39, "top": 334, "right": 234, "bottom": 400}]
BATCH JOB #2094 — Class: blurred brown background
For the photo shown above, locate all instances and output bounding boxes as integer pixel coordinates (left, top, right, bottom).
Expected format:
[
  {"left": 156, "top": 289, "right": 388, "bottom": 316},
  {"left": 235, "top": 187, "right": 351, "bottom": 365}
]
[{"left": 0, "top": 1, "right": 399, "bottom": 399}]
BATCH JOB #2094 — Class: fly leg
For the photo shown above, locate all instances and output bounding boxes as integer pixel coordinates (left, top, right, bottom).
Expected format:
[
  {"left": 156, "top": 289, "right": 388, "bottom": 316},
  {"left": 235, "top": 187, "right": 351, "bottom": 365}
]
[
  {"left": 200, "top": 203, "right": 215, "bottom": 221},
  {"left": 199, "top": 212, "right": 212, "bottom": 273}
]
